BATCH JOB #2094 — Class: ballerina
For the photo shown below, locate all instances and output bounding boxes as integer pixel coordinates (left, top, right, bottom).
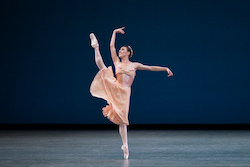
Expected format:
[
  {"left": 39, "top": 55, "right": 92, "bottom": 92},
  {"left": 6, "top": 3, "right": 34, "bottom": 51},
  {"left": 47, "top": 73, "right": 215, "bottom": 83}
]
[{"left": 90, "top": 27, "right": 173, "bottom": 159}]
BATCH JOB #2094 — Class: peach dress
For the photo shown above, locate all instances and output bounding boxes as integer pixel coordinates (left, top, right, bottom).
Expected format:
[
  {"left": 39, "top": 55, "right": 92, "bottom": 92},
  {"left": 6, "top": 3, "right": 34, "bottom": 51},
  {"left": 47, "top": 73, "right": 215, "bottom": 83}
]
[{"left": 90, "top": 65, "right": 136, "bottom": 125}]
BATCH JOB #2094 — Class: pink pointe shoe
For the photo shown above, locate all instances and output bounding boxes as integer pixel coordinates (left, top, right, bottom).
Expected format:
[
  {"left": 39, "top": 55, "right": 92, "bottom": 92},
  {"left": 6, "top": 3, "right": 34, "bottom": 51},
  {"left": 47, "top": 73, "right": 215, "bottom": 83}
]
[
  {"left": 121, "top": 145, "right": 129, "bottom": 159},
  {"left": 89, "top": 33, "right": 99, "bottom": 49}
]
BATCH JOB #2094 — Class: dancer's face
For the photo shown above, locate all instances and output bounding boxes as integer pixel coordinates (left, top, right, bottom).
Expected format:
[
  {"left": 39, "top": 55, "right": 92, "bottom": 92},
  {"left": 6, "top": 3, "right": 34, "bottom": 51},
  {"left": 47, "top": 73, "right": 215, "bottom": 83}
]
[{"left": 118, "top": 47, "right": 130, "bottom": 58}]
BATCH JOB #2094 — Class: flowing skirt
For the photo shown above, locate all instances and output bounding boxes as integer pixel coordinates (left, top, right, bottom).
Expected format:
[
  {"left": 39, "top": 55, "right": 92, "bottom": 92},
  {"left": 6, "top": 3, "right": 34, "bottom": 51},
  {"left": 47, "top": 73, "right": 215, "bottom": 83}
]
[{"left": 90, "top": 66, "right": 131, "bottom": 125}]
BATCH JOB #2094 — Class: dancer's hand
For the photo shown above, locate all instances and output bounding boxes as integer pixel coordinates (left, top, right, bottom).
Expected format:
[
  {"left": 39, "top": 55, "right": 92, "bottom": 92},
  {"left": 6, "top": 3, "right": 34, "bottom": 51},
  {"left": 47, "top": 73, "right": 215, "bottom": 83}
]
[
  {"left": 166, "top": 68, "right": 174, "bottom": 77},
  {"left": 114, "top": 27, "right": 125, "bottom": 34}
]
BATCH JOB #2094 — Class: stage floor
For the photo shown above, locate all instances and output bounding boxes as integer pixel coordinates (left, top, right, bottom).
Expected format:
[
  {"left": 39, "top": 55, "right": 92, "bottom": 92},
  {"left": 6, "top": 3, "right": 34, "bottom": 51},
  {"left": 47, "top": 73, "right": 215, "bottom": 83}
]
[{"left": 0, "top": 130, "right": 249, "bottom": 167}]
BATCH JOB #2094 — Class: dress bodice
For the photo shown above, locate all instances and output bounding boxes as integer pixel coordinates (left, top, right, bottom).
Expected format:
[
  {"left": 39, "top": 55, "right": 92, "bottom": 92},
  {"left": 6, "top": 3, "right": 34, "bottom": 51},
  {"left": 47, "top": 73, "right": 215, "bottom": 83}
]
[{"left": 115, "top": 63, "right": 136, "bottom": 79}]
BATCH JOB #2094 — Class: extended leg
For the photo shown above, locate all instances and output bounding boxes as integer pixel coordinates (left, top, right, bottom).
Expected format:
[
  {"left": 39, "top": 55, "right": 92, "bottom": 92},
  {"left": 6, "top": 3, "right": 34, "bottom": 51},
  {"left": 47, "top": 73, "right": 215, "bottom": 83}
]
[
  {"left": 119, "top": 122, "right": 129, "bottom": 159},
  {"left": 89, "top": 33, "right": 107, "bottom": 70}
]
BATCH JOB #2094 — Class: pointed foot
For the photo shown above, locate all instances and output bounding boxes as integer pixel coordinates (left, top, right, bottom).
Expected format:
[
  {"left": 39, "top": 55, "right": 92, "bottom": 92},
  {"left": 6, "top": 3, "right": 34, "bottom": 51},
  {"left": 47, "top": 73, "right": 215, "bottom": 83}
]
[
  {"left": 121, "top": 145, "right": 129, "bottom": 159},
  {"left": 89, "top": 33, "right": 99, "bottom": 49}
]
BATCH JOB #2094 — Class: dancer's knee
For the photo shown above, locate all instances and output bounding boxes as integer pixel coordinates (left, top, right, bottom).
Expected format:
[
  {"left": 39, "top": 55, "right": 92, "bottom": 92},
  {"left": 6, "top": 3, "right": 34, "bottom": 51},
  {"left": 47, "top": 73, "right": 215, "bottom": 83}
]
[
  {"left": 95, "top": 57, "right": 106, "bottom": 70},
  {"left": 119, "top": 123, "right": 127, "bottom": 132}
]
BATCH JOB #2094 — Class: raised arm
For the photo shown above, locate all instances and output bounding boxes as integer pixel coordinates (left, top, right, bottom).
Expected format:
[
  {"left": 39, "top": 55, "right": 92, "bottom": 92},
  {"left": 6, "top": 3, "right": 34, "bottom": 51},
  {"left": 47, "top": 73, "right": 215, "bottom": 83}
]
[
  {"left": 134, "top": 62, "right": 174, "bottom": 77},
  {"left": 110, "top": 27, "right": 125, "bottom": 66}
]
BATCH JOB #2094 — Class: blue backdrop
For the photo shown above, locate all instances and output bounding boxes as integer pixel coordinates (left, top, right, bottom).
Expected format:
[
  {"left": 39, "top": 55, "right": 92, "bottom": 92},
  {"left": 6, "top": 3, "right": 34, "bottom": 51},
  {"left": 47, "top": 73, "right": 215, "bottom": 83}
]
[{"left": 1, "top": 0, "right": 249, "bottom": 124}]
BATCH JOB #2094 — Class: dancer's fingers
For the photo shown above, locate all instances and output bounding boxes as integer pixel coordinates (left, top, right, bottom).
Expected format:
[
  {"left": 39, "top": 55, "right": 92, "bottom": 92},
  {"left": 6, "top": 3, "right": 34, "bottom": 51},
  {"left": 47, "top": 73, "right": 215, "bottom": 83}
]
[
  {"left": 166, "top": 68, "right": 173, "bottom": 77},
  {"left": 117, "top": 29, "right": 125, "bottom": 34},
  {"left": 168, "top": 72, "right": 173, "bottom": 77},
  {"left": 114, "top": 27, "right": 125, "bottom": 34}
]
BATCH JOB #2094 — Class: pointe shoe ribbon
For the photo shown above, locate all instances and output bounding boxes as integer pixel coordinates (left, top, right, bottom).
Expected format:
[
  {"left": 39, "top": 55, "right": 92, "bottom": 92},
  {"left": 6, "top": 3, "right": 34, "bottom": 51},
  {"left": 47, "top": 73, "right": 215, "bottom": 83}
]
[{"left": 89, "top": 33, "right": 99, "bottom": 48}]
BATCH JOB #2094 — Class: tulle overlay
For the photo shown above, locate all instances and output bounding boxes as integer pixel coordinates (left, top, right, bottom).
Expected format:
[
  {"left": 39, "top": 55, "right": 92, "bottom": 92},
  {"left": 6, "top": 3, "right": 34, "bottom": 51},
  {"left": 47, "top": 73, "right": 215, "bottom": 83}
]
[{"left": 90, "top": 66, "right": 131, "bottom": 125}]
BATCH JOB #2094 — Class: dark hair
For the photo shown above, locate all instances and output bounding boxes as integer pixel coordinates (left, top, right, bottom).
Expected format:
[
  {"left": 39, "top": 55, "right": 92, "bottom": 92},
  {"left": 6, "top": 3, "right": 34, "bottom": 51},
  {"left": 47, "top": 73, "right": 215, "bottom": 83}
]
[{"left": 123, "top": 45, "right": 133, "bottom": 58}]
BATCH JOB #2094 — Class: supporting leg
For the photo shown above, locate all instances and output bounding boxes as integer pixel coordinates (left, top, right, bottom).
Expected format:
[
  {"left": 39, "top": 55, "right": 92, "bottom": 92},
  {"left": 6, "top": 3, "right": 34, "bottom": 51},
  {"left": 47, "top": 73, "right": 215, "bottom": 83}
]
[
  {"left": 89, "top": 33, "right": 107, "bottom": 70},
  {"left": 119, "top": 122, "right": 129, "bottom": 159}
]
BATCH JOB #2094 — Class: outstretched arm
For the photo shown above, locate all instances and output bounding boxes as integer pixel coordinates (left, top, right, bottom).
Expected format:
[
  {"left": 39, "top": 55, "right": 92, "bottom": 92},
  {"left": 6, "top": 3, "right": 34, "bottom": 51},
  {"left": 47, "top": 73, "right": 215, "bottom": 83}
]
[
  {"left": 134, "top": 62, "right": 174, "bottom": 77},
  {"left": 110, "top": 27, "right": 125, "bottom": 66}
]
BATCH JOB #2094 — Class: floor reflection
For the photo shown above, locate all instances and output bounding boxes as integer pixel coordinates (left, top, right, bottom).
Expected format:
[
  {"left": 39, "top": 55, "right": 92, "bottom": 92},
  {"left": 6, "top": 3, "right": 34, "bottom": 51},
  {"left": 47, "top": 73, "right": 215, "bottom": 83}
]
[{"left": 123, "top": 159, "right": 129, "bottom": 167}]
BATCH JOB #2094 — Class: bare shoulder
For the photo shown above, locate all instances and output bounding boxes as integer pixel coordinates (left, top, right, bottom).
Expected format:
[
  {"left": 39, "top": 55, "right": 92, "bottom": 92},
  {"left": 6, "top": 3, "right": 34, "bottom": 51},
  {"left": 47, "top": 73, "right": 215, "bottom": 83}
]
[{"left": 132, "top": 62, "right": 143, "bottom": 69}]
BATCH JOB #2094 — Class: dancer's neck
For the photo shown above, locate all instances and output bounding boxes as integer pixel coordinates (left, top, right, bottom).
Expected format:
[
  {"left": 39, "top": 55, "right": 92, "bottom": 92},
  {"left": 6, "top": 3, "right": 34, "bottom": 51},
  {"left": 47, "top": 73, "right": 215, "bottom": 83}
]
[{"left": 121, "top": 57, "right": 130, "bottom": 64}]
